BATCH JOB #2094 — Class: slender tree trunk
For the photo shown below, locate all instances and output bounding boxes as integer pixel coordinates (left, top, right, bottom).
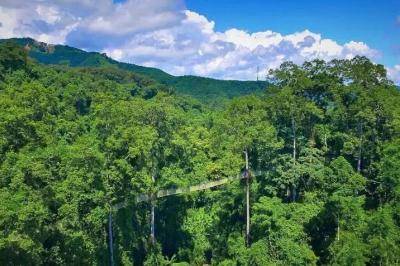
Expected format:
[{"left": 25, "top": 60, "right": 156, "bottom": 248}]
[
  {"left": 151, "top": 175, "right": 155, "bottom": 245},
  {"left": 292, "top": 117, "right": 296, "bottom": 162},
  {"left": 150, "top": 203, "right": 155, "bottom": 244},
  {"left": 292, "top": 186, "right": 297, "bottom": 202},
  {"left": 244, "top": 150, "right": 250, "bottom": 247},
  {"left": 337, "top": 215, "right": 340, "bottom": 241},
  {"left": 357, "top": 122, "right": 363, "bottom": 173},
  {"left": 108, "top": 211, "right": 114, "bottom": 266},
  {"left": 291, "top": 117, "right": 297, "bottom": 202}
]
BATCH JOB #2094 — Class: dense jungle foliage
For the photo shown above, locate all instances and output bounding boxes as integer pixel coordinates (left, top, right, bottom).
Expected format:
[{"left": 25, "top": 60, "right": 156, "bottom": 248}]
[{"left": 0, "top": 41, "right": 400, "bottom": 265}]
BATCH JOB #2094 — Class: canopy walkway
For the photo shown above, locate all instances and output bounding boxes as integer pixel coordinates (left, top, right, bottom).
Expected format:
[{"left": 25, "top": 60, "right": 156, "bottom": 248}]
[
  {"left": 108, "top": 152, "right": 258, "bottom": 265},
  {"left": 113, "top": 173, "right": 252, "bottom": 210}
]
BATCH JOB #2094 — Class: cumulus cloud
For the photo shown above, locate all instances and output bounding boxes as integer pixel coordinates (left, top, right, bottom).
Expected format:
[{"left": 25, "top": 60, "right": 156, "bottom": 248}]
[
  {"left": 103, "top": 10, "right": 379, "bottom": 80},
  {"left": 0, "top": 0, "right": 185, "bottom": 48},
  {"left": 0, "top": 0, "right": 382, "bottom": 80},
  {"left": 387, "top": 65, "right": 400, "bottom": 84}
]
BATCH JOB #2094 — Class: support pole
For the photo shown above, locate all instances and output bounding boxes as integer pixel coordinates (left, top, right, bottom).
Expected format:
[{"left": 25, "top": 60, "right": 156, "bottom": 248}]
[
  {"left": 108, "top": 210, "right": 114, "bottom": 266},
  {"left": 245, "top": 150, "right": 250, "bottom": 247}
]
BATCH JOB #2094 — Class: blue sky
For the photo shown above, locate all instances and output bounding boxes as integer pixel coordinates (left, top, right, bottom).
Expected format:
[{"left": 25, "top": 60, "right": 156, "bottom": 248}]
[
  {"left": 0, "top": 0, "right": 399, "bottom": 82},
  {"left": 186, "top": 0, "right": 400, "bottom": 67}
]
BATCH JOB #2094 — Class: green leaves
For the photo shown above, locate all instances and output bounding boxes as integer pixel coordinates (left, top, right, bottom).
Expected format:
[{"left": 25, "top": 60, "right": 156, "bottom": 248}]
[
  {"left": 377, "top": 138, "right": 400, "bottom": 203},
  {"left": 327, "top": 156, "right": 365, "bottom": 196},
  {"left": 0, "top": 42, "right": 28, "bottom": 76},
  {"left": 0, "top": 188, "right": 49, "bottom": 265},
  {"left": 182, "top": 207, "right": 214, "bottom": 264},
  {"left": 0, "top": 52, "right": 399, "bottom": 265},
  {"left": 252, "top": 197, "right": 319, "bottom": 265}
]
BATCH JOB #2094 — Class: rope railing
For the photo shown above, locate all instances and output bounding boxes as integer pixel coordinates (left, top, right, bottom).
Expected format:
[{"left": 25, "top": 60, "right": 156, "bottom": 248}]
[{"left": 113, "top": 170, "right": 263, "bottom": 211}]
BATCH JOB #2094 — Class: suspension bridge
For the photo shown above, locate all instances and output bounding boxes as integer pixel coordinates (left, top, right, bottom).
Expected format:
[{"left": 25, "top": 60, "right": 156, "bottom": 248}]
[{"left": 108, "top": 152, "right": 257, "bottom": 265}]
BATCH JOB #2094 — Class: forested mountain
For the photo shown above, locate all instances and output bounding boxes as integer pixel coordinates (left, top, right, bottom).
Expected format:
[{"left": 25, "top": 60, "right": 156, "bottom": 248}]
[
  {"left": 1, "top": 41, "right": 400, "bottom": 265},
  {"left": 0, "top": 38, "right": 267, "bottom": 101}
]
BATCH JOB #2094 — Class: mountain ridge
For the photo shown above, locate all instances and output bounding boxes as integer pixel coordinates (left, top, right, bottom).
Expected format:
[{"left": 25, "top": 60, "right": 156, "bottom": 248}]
[{"left": 1, "top": 37, "right": 267, "bottom": 100}]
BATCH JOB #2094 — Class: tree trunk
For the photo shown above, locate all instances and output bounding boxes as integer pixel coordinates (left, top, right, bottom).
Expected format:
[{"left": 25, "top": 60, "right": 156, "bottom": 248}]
[
  {"left": 357, "top": 122, "right": 363, "bottom": 173},
  {"left": 151, "top": 175, "right": 155, "bottom": 245},
  {"left": 108, "top": 211, "right": 114, "bottom": 266},
  {"left": 292, "top": 186, "right": 297, "bottom": 202},
  {"left": 337, "top": 215, "right": 340, "bottom": 241},
  {"left": 292, "top": 117, "right": 296, "bottom": 162},
  {"left": 291, "top": 117, "right": 297, "bottom": 202},
  {"left": 245, "top": 150, "right": 250, "bottom": 247}
]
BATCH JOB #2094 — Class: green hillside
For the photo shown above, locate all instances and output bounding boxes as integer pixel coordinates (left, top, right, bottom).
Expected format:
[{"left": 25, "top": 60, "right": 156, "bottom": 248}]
[{"left": 1, "top": 38, "right": 267, "bottom": 100}]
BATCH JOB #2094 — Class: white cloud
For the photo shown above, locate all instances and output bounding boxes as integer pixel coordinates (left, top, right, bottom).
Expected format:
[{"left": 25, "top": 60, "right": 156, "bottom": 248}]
[
  {"left": 103, "top": 10, "right": 379, "bottom": 80},
  {"left": 36, "top": 5, "right": 61, "bottom": 24},
  {"left": 83, "top": 0, "right": 184, "bottom": 35},
  {"left": 0, "top": 7, "right": 19, "bottom": 38},
  {"left": 0, "top": 1, "right": 382, "bottom": 80},
  {"left": 0, "top": 0, "right": 185, "bottom": 49},
  {"left": 387, "top": 65, "right": 400, "bottom": 85}
]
